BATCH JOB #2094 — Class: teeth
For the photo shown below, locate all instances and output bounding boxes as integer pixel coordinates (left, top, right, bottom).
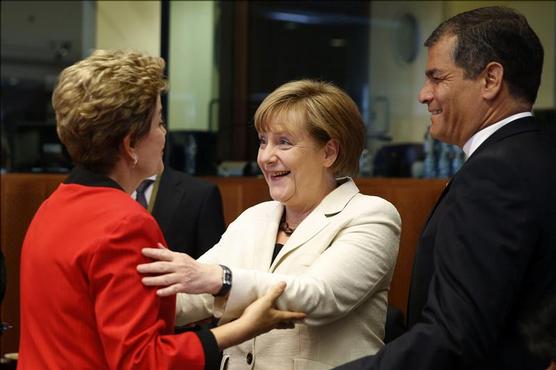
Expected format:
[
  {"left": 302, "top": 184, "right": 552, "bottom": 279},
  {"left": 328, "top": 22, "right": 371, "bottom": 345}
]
[
  {"left": 272, "top": 171, "right": 289, "bottom": 176},
  {"left": 431, "top": 110, "right": 442, "bottom": 115}
]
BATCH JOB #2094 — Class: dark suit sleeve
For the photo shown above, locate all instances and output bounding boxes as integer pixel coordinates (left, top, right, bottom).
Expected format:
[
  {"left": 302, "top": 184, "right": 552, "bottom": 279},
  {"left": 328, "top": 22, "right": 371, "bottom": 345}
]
[
  {"left": 196, "top": 184, "right": 225, "bottom": 256},
  {"left": 336, "top": 155, "right": 537, "bottom": 369}
]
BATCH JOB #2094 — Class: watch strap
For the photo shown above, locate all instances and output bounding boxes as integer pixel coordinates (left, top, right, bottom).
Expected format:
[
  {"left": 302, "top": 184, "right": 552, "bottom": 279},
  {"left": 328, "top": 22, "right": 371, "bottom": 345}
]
[{"left": 214, "top": 264, "right": 232, "bottom": 297}]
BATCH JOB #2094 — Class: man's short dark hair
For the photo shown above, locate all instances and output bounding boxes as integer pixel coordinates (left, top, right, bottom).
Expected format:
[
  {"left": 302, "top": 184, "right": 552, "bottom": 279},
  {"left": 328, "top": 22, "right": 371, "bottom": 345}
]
[{"left": 425, "top": 6, "right": 543, "bottom": 105}]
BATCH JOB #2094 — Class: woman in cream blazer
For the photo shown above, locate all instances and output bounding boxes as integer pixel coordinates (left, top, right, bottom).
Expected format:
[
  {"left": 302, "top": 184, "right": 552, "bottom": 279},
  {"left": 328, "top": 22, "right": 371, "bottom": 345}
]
[{"left": 139, "top": 80, "right": 401, "bottom": 370}]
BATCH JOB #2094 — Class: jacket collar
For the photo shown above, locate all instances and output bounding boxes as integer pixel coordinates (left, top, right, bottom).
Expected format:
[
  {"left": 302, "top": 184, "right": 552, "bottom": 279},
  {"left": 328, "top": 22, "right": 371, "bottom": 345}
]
[
  {"left": 425, "top": 116, "right": 540, "bottom": 228},
  {"left": 467, "top": 116, "right": 539, "bottom": 162},
  {"left": 269, "top": 177, "right": 359, "bottom": 271},
  {"left": 64, "top": 166, "right": 124, "bottom": 191}
]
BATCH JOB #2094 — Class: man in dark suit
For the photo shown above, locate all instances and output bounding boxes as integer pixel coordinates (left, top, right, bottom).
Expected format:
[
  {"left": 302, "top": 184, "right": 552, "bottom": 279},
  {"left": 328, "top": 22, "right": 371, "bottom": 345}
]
[
  {"left": 337, "top": 6, "right": 556, "bottom": 370},
  {"left": 136, "top": 166, "right": 225, "bottom": 258}
]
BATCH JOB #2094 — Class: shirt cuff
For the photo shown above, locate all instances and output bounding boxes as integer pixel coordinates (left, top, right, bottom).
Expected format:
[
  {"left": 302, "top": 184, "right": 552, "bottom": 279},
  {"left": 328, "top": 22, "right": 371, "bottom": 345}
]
[{"left": 196, "top": 327, "right": 221, "bottom": 370}]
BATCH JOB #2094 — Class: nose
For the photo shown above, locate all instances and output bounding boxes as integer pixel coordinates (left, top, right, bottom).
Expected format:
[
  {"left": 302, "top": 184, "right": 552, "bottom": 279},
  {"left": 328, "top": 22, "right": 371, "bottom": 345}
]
[
  {"left": 418, "top": 81, "right": 432, "bottom": 105},
  {"left": 257, "top": 144, "right": 276, "bottom": 166}
]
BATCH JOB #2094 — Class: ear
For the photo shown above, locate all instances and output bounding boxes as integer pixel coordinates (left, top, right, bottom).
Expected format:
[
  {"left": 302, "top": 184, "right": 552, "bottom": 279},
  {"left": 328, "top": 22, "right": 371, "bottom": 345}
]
[
  {"left": 323, "top": 139, "right": 339, "bottom": 168},
  {"left": 121, "top": 133, "right": 138, "bottom": 164},
  {"left": 481, "top": 62, "right": 504, "bottom": 101}
]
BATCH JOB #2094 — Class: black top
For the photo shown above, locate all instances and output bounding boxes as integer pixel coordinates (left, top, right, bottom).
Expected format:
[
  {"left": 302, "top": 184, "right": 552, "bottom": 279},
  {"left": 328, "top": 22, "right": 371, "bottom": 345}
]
[{"left": 272, "top": 243, "right": 283, "bottom": 265}]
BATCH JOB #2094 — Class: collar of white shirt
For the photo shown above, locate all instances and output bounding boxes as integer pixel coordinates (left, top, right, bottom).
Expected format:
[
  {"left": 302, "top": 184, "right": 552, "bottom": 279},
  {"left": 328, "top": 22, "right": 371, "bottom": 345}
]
[
  {"left": 132, "top": 174, "right": 158, "bottom": 202},
  {"left": 462, "top": 112, "right": 533, "bottom": 159}
]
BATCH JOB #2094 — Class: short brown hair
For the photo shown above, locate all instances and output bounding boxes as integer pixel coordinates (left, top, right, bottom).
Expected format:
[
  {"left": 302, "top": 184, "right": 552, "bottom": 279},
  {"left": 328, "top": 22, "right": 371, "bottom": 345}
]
[
  {"left": 52, "top": 49, "right": 168, "bottom": 174},
  {"left": 254, "top": 80, "right": 365, "bottom": 177}
]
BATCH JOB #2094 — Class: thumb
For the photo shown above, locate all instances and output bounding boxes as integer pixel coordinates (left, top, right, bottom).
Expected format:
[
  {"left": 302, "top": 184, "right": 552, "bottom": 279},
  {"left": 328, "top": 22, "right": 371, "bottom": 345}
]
[{"left": 265, "top": 281, "right": 287, "bottom": 303}]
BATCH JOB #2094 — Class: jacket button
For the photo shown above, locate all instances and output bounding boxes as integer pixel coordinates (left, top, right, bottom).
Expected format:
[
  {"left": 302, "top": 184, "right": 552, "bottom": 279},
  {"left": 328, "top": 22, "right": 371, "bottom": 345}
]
[{"left": 246, "top": 352, "right": 253, "bottom": 365}]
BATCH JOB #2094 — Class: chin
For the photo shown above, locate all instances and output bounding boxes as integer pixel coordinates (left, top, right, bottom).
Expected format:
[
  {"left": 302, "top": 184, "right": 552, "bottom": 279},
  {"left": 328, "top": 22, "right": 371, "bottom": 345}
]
[
  {"left": 429, "top": 121, "right": 441, "bottom": 137},
  {"left": 269, "top": 190, "right": 288, "bottom": 204},
  {"left": 152, "top": 162, "right": 164, "bottom": 176},
  {"left": 429, "top": 126, "right": 447, "bottom": 142}
]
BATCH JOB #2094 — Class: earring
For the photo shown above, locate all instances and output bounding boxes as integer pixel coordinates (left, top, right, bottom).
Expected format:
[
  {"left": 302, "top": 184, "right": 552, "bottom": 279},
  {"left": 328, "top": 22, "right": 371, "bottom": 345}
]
[{"left": 132, "top": 155, "right": 138, "bottom": 167}]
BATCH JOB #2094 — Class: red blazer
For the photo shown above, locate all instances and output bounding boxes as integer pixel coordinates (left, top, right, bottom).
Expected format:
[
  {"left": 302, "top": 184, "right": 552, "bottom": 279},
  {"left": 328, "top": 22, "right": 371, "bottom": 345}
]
[{"left": 19, "top": 168, "right": 219, "bottom": 370}]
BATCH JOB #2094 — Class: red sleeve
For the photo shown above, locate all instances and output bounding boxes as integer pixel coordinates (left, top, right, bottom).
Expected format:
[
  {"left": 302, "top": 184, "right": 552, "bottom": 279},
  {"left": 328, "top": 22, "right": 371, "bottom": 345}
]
[{"left": 88, "top": 210, "right": 219, "bottom": 370}]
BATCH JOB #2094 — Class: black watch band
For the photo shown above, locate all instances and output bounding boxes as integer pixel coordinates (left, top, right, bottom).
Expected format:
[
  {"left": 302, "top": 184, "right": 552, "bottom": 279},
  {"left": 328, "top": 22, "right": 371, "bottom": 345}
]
[{"left": 214, "top": 264, "right": 232, "bottom": 297}]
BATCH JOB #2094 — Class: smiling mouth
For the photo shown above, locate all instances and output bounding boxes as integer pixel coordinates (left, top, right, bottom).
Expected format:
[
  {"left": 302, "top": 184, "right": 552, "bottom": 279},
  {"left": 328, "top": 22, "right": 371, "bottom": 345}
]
[
  {"left": 430, "top": 109, "right": 442, "bottom": 115},
  {"left": 270, "top": 171, "right": 290, "bottom": 178}
]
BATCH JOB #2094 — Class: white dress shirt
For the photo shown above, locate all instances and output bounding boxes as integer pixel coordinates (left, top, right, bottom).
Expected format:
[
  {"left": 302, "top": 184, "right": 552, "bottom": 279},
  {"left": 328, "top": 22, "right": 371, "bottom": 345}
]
[
  {"left": 463, "top": 112, "right": 533, "bottom": 158},
  {"left": 131, "top": 175, "right": 157, "bottom": 206}
]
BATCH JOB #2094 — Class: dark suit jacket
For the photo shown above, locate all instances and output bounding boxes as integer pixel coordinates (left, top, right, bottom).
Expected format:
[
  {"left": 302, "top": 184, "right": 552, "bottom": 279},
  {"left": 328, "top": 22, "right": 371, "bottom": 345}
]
[
  {"left": 337, "top": 117, "right": 556, "bottom": 370},
  {"left": 151, "top": 167, "right": 225, "bottom": 259}
]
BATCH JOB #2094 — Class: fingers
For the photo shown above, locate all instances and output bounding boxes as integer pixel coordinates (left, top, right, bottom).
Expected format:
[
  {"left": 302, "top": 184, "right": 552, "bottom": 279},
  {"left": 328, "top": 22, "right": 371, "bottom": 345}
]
[
  {"left": 137, "top": 261, "right": 172, "bottom": 274},
  {"left": 275, "top": 321, "right": 295, "bottom": 329},
  {"left": 141, "top": 247, "right": 175, "bottom": 262},
  {"left": 264, "top": 281, "right": 287, "bottom": 303},
  {"left": 263, "top": 282, "right": 305, "bottom": 329},
  {"left": 262, "top": 282, "right": 305, "bottom": 322},
  {"left": 276, "top": 310, "right": 306, "bottom": 322},
  {"left": 141, "top": 273, "right": 180, "bottom": 287},
  {"left": 155, "top": 285, "right": 182, "bottom": 297},
  {"left": 271, "top": 310, "right": 305, "bottom": 331},
  {"left": 141, "top": 274, "right": 194, "bottom": 296}
]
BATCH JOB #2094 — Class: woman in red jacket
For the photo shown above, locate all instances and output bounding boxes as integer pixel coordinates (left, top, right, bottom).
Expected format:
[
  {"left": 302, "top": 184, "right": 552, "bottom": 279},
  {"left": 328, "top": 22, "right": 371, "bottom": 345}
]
[{"left": 18, "top": 49, "right": 303, "bottom": 370}]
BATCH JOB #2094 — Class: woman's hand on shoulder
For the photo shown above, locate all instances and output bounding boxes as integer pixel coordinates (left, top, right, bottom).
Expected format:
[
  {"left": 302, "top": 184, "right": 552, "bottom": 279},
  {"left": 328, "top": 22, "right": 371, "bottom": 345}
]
[{"left": 137, "top": 243, "right": 222, "bottom": 296}]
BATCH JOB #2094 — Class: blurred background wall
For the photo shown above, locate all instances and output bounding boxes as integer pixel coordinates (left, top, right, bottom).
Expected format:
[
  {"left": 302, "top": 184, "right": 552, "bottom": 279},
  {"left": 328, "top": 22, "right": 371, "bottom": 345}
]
[{"left": 2, "top": 0, "right": 555, "bottom": 177}]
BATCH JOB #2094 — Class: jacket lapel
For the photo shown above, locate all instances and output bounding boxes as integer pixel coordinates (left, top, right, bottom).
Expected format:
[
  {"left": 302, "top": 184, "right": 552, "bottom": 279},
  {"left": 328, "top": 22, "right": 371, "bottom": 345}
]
[
  {"left": 269, "top": 178, "right": 359, "bottom": 271},
  {"left": 422, "top": 179, "right": 451, "bottom": 227},
  {"left": 422, "top": 117, "right": 539, "bottom": 229},
  {"left": 151, "top": 170, "right": 183, "bottom": 223},
  {"left": 260, "top": 203, "right": 284, "bottom": 269}
]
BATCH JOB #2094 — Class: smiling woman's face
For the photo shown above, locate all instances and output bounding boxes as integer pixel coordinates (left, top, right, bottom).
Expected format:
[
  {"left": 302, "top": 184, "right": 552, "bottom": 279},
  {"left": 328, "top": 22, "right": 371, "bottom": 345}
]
[{"left": 256, "top": 110, "right": 335, "bottom": 211}]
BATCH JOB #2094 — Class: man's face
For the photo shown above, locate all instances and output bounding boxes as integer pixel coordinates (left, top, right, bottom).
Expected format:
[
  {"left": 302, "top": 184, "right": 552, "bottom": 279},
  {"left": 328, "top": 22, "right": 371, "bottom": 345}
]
[{"left": 418, "top": 35, "right": 485, "bottom": 147}]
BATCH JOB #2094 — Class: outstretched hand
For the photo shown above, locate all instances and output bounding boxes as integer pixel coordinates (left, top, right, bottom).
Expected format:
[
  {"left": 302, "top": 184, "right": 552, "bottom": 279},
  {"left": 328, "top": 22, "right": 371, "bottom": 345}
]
[
  {"left": 211, "top": 282, "right": 306, "bottom": 350},
  {"left": 240, "top": 281, "right": 306, "bottom": 335},
  {"left": 137, "top": 244, "right": 222, "bottom": 296}
]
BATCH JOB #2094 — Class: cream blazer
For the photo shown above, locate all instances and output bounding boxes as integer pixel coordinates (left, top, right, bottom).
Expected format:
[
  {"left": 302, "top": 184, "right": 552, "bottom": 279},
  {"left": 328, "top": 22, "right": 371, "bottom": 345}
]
[{"left": 176, "top": 178, "right": 401, "bottom": 370}]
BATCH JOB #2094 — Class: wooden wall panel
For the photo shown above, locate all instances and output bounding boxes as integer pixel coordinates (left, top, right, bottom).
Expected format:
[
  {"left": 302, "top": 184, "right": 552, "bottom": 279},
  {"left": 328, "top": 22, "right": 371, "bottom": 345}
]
[
  {"left": 354, "top": 178, "right": 447, "bottom": 314},
  {"left": 203, "top": 177, "right": 271, "bottom": 225},
  {"left": 0, "top": 174, "right": 67, "bottom": 355}
]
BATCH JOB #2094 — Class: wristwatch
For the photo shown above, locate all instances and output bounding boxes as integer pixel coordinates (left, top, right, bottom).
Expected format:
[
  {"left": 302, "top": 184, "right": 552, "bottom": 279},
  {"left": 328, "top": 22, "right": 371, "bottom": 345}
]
[{"left": 214, "top": 264, "right": 232, "bottom": 297}]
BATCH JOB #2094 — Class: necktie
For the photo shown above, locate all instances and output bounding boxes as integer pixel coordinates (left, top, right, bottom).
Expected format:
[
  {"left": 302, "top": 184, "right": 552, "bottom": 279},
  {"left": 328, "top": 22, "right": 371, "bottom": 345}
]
[{"left": 135, "top": 179, "right": 154, "bottom": 209}]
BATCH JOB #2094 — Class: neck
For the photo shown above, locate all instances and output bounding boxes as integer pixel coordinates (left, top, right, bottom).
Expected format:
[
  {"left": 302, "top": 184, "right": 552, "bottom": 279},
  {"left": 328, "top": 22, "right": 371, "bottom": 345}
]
[
  {"left": 283, "top": 207, "right": 313, "bottom": 229},
  {"left": 284, "top": 175, "right": 337, "bottom": 226},
  {"left": 107, "top": 159, "right": 142, "bottom": 194},
  {"left": 483, "top": 99, "right": 530, "bottom": 128},
  {"left": 459, "top": 96, "right": 531, "bottom": 147}
]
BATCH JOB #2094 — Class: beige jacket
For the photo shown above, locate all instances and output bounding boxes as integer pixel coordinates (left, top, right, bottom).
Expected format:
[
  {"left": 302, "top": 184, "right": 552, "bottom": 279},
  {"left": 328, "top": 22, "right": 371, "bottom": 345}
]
[{"left": 176, "top": 178, "right": 401, "bottom": 370}]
